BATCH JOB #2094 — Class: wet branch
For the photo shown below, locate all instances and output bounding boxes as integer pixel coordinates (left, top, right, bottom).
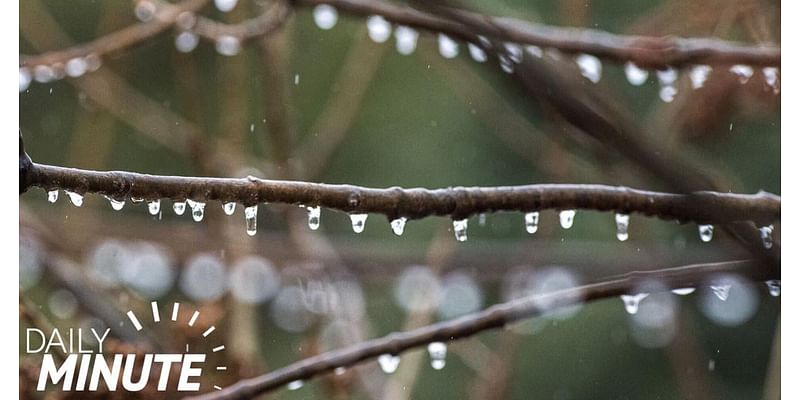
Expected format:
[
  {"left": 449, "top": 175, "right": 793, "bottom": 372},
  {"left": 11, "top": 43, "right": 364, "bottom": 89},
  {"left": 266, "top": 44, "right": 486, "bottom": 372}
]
[
  {"left": 185, "top": 259, "right": 776, "bottom": 400},
  {"left": 22, "top": 160, "right": 780, "bottom": 224}
]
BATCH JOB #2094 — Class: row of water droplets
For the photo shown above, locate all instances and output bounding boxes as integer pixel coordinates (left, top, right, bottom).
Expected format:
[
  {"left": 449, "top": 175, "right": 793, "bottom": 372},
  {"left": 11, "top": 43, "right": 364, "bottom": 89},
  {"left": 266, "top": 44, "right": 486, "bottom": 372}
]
[
  {"left": 46, "top": 190, "right": 775, "bottom": 246},
  {"left": 19, "top": 54, "right": 102, "bottom": 92}
]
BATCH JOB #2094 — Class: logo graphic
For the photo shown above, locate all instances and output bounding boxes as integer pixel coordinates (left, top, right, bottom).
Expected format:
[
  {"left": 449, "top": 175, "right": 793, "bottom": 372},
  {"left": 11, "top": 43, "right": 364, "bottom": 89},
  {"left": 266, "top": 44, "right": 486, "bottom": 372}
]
[{"left": 27, "top": 301, "right": 226, "bottom": 393}]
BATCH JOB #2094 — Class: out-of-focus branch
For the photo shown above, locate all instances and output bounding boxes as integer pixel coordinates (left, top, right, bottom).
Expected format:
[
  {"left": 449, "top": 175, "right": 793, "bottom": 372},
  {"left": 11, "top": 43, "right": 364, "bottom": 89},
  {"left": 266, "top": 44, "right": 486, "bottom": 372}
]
[{"left": 186, "top": 259, "right": 776, "bottom": 400}]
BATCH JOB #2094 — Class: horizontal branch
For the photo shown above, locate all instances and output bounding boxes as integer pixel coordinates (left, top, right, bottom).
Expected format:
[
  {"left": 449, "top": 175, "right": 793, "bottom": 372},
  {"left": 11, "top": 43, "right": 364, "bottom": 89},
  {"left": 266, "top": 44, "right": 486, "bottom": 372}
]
[
  {"left": 22, "top": 160, "right": 780, "bottom": 224},
  {"left": 186, "top": 259, "right": 776, "bottom": 400},
  {"left": 298, "top": 0, "right": 780, "bottom": 68}
]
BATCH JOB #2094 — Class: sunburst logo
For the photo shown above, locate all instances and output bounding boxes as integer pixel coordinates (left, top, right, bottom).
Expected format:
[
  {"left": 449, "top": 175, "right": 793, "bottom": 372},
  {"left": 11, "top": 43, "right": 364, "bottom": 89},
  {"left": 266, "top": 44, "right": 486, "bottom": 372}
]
[{"left": 27, "top": 301, "right": 226, "bottom": 393}]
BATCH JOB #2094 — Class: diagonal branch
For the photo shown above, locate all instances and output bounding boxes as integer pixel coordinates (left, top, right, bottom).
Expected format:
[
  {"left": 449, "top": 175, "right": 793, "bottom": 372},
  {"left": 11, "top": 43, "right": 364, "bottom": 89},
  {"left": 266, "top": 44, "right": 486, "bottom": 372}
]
[
  {"left": 22, "top": 160, "right": 780, "bottom": 224},
  {"left": 185, "top": 259, "right": 776, "bottom": 400}
]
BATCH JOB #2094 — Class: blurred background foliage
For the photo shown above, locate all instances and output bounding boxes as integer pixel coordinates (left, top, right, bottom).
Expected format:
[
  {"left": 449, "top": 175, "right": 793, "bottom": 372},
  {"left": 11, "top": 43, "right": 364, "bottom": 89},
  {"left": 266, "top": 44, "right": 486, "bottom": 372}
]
[{"left": 20, "top": 0, "right": 779, "bottom": 399}]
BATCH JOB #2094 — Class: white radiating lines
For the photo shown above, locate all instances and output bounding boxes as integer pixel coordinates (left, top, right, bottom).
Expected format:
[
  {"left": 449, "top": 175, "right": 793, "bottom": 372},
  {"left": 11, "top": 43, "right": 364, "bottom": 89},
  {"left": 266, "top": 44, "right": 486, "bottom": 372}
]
[
  {"left": 151, "top": 301, "right": 160, "bottom": 322},
  {"left": 127, "top": 311, "right": 143, "bottom": 331},
  {"left": 188, "top": 310, "right": 200, "bottom": 327},
  {"left": 202, "top": 326, "right": 216, "bottom": 337},
  {"left": 172, "top": 302, "right": 180, "bottom": 321},
  {"left": 212, "top": 345, "right": 225, "bottom": 353}
]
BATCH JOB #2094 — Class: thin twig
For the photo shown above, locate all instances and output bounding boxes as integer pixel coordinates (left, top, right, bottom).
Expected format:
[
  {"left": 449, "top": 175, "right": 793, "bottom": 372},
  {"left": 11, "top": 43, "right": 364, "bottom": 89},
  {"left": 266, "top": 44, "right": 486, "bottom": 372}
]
[
  {"left": 185, "top": 259, "right": 775, "bottom": 400},
  {"left": 22, "top": 161, "right": 780, "bottom": 224}
]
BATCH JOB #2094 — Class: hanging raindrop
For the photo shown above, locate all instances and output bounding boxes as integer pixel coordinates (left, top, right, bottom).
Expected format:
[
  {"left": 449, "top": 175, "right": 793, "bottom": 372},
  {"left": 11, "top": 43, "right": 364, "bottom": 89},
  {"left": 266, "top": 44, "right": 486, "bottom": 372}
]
[
  {"left": 689, "top": 65, "right": 712, "bottom": 89},
  {"left": 312, "top": 4, "right": 338, "bottom": 30},
  {"left": 478, "top": 213, "right": 486, "bottom": 226},
  {"left": 575, "top": 54, "right": 602, "bottom": 83},
  {"left": 366, "top": 15, "right": 391, "bottom": 43},
  {"left": 148, "top": 200, "right": 161, "bottom": 215},
  {"left": 438, "top": 34, "right": 459, "bottom": 59},
  {"left": 391, "top": 217, "right": 407, "bottom": 236},
  {"left": 504, "top": 42, "right": 523, "bottom": 63},
  {"left": 698, "top": 224, "right": 714, "bottom": 242},
  {"left": 524, "top": 212, "right": 539, "bottom": 234},
  {"left": 427, "top": 342, "right": 447, "bottom": 370},
  {"left": 620, "top": 293, "right": 649, "bottom": 314},
  {"left": 350, "top": 213, "right": 368, "bottom": 233},
  {"left": 759, "top": 225, "right": 774, "bottom": 249},
  {"left": 134, "top": 0, "right": 157, "bottom": 22},
  {"left": 173, "top": 201, "right": 186, "bottom": 216},
  {"left": 765, "top": 280, "right": 780, "bottom": 297},
  {"left": 287, "top": 380, "right": 304, "bottom": 391},
  {"left": 467, "top": 43, "right": 487, "bottom": 63},
  {"left": 215, "top": 35, "right": 241, "bottom": 56},
  {"left": 394, "top": 25, "right": 418, "bottom": 55},
  {"left": 47, "top": 190, "right": 59, "bottom": 203},
  {"left": 65, "top": 57, "right": 87, "bottom": 78},
  {"left": 656, "top": 67, "right": 678, "bottom": 102},
  {"left": 65, "top": 191, "right": 84, "bottom": 207},
  {"left": 671, "top": 288, "right": 696, "bottom": 295},
  {"left": 623, "top": 62, "right": 648, "bottom": 86},
  {"left": 307, "top": 206, "right": 321, "bottom": 230},
  {"left": 615, "top": 213, "right": 630, "bottom": 241},
  {"left": 559, "top": 210, "right": 576, "bottom": 229},
  {"left": 377, "top": 354, "right": 400, "bottom": 374},
  {"left": 710, "top": 284, "right": 731, "bottom": 301},
  {"left": 245, "top": 205, "right": 258, "bottom": 236},
  {"left": 453, "top": 219, "right": 468, "bottom": 242},
  {"left": 499, "top": 55, "right": 514, "bottom": 74},
  {"left": 19, "top": 67, "right": 32, "bottom": 92},
  {"left": 187, "top": 200, "right": 205, "bottom": 222},
  {"left": 223, "top": 202, "right": 236, "bottom": 216},
  {"left": 729, "top": 65, "right": 754, "bottom": 84},
  {"left": 214, "top": 0, "right": 238, "bottom": 12},
  {"left": 762, "top": 67, "right": 779, "bottom": 93},
  {"left": 175, "top": 32, "right": 199, "bottom": 53}
]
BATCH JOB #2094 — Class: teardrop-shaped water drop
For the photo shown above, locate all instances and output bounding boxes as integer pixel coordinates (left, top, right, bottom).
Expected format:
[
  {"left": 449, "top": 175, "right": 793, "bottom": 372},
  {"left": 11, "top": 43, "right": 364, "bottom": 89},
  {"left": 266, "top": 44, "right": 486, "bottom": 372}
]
[
  {"left": 689, "top": 65, "right": 712, "bottom": 89},
  {"left": 287, "top": 380, "right": 304, "bottom": 391},
  {"left": 657, "top": 67, "right": 678, "bottom": 102},
  {"left": 187, "top": 200, "right": 205, "bottom": 222},
  {"left": 729, "top": 65, "right": 754, "bottom": 84},
  {"left": 524, "top": 212, "right": 539, "bottom": 234},
  {"left": 575, "top": 54, "right": 602, "bottom": 83},
  {"left": 214, "top": 0, "right": 238, "bottom": 12},
  {"left": 350, "top": 213, "right": 368, "bottom": 233},
  {"left": 453, "top": 218, "right": 468, "bottom": 242},
  {"left": 615, "top": 213, "right": 630, "bottom": 241},
  {"left": 173, "top": 201, "right": 186, "bottom": 215},
  {"left": 765, "top": 280, "right": 780, "bottom": 297},
  {"left": 698, "top": 224, "right": 714, "bottom": 242},
  {"left": 499, "top": 55, "right": 514, "bottom": 74},
  {"left": 427, "top": 342, "right": 447, "bottom": 370},
  {"left": 710, "top": 284, "right": 731, "bottom": 301},
  {"left": 65, "top": 191, "right": 83, "bottom": 207},
  {"left": 762, "top": 67, "right": 779, "bottom": 93},
  {"left": 377, "top": 354, "right": 400, "bottom": 374},
  {"left": 504, "top": 42, "right": 523, "bottom": 63},
  {"left": 390, "top": 217, "right": 407, "bottom": 236},
  {"left": 134, "top": 0, "right": 156, "bottom": 22},
  {"left": 47, "top": 190, "right": 59, "bottom": 203},
  {"left": 624, "top": 62, "right": 648, "bottom": 86},
  {"left": 19, "top": 67, "right": 32, "bottom": 92},
  {"left": 671, "top": 287, "right": 696, "bottom": 296},
  {"left": 222, "top": 202, "right": 236, "bottom": 216},
  {"left": 145, "top": 200, "right": 159, "bottom": 215},
  {"left": 175, "top": 31, "right": 199, "bottom": 53},
  {"left": 438, "top": 34, "right": 459, "bottom": 59},
  {"left": 65, "top": 57, "right": 87, "bottom": 78},
  {"left": 759, "top": 225, "right": 774, "bottom": 249},
  {"left": 244, "top": 205, "right": 258, "bottom": 236},
  {"left": 215, "top": 35, "right": 241, "bottom": 56},
  {"left": 620, "top": 293, "right": 649, "bottom": 314},
  {"left": 307, "top": 206, "right": 321, "bottom": 230},
  {"left": 366, "top": 15, "right": 391, "bottom": 43},
  {"left": 559, "top": 210, "right": 576, "bottom": 229},
  {"left": 334, "top": 367, "right": 346, "bottom": 375},
  {"left": 394, "top": 25, "right": 418, "bottom": 55},
  {"left": 526, "top": 45, "right": 543, "bottom": 58},
  {"left": 467, "top": 43, "right": 487, "bottom": 63},
  {"left": 313, "top": 4, "right": 338, "bottom": 30}
]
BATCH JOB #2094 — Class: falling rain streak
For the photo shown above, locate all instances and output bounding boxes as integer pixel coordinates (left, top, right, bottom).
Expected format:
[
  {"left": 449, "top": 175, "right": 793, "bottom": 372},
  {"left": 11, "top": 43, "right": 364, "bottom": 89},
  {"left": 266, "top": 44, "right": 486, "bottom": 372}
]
[
  {"left": 559, "top": 210, "right": 576, "bottom": 229},
  {"left": 350, "top": 214, "right": 368, "bottom": 233},
  {"left": 453, "top": 219, "right": 468, "bottom": 242},
  {"left": 620, "top": 293, "right": 649, "bottom": 314},
  {"left": 615, "top": 213, "right": 630, "bottom": 241},
  {"left": 245, "top": 205, "right": 258, "bottom": 236}
]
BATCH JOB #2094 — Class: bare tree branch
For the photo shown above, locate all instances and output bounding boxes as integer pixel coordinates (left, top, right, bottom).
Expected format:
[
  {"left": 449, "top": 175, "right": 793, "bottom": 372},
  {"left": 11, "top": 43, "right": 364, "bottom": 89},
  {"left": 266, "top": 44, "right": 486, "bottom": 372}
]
[{"left": 185, "top": 259, "right": 776, "bottom": 400}]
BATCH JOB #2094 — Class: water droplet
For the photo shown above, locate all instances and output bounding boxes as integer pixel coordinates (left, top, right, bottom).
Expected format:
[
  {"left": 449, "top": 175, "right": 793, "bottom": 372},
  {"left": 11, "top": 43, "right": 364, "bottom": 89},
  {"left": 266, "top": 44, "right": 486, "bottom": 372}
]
[
  {"left": 394, "top": 25, "right": 418, "bottom": 55},
  {"left": 131, "top": 197, "right": 144, "bottom": 203},
  {"left": 215, "top": 35, "right": 241, "bottom": 56},
  {"left": 729, "top": 65, "right": 754, "bottom": 84},
  {"left": 307, "top": 206, "right": 320, "bottom": 230},
  {"left": 467, "top": 43, "right": 487, "bottom": 63},
  {"left": 759, "top": 225, "right": 773, "bottom": 249},
  {"left": 148, "top": 200, "right": 161, "bottom": 215},
  {"left": 524, "top": 212, "right": 539, "bottom": 234},
  {"left": 65, "top": 57, "right": 87, "bottom": 78},
  {"left": 698, "top": 224, "right": 714, "bottom": 242},
  {"left": 85, "top": 54, "right": 102, "bottom": 72},
  {"left": 33, "top": 65, "right": 55, "bottom": 83},
  {"left": 366, "top": 15, "right": 391, "bottom": 43},
  {"left": 173, "top": 201, "right": 186, "bottom": 215},
  {"left": 504, "top": 42, "right": 523, "bottom": 63},
  {"left": 312, "top": 4, "right": 338, "bottom": 30},
  {"left": 624, "top": 62, "right": 648, "bottom": 86},
  {"left": 710, "top": 284, "right": 731, "bottom": 301},
  {"left": 438, "top": 34, "right": 459, "bottom": 59},
  {"left": 334, "top": 367, "right": 346, "bottom": 375},
  {"left": 478, "top": 213, "right": 486, "bottom": 226},
  {"left": 223, "top": 202, "right": 236, "bottom": 215},
  {"left": 526, "top": 45, "right": 543, "bottom": 58},
  {"left": 245, "top": 205, "right": 258, "bottom": 236},
  {"left": 19, "top": 67, "right": 32, "bottom": 92},
  {"left": 559, "top": 210, "right": 576, "bottom": 229},
  {"left": 689, "top": 65, "right": 712, "bottom": 89},
  {"left": 65, "top": 191, "right": 83, "bottom": 207},
  {"left": 391, "top": 217, "right": 407, "bottom": 236},
  {"left": 175, "top": 31, "right": 199, "bottom": 53},
  {"left": 293, "top": 74, "right": 299, "bottom": 85},
  {"left": 656, "top": 67, "right": 678, "bottom": 102},
  {"left": 620, "top": 293, "right": 649, "bottom": 314},
  {"left": 134, "top": 1, "right": 156, "bottom": 22},
  {"left": 615, "top": 213, "right": 630, "bottom": 241},
  {"left": 499, "top": 54, "right": 514, "bottom": 74},
  {"left": 47, "top": 190, "right": 58, "bottom": 203},
  {"left": 765, "top": 280, "right": 780, "bottom": 297},
  {"left": 377, "top": 354, "right": 400, "bottom": 374},
  {"left": 659, "top": 86, "right": 677, "bottom": 102},
  {"left": 453, "top": 218, "right": 468, "bottom": 242},
  {"left": 287, "top": 380, "right": 304, "bottom": 391},
  {"left": 176, "top": 11, "right": 196, "bottom": 30},
  {"left": 671, "top": 287, "right": 696, "bottom": 295},
  {"left": 214, "top": 0, "right": 238, "bottom": 12},
  {"left": 350, "top": 213, "right": 368, "bottom": 233},
  {"left": 575, "top": 53, "right": 602, "bottom": 83},
  {"left": 103, "top": 196, "right": 125, "bottom": 211},
  {"left": 762, "top": 67, "right": 779, "bottom": 93},
  {"left": 427, "top": 342, "right": 447, "bottom": 370},
  {"left": 187, "top": 200, "right": 205, "bottom": 222}
]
